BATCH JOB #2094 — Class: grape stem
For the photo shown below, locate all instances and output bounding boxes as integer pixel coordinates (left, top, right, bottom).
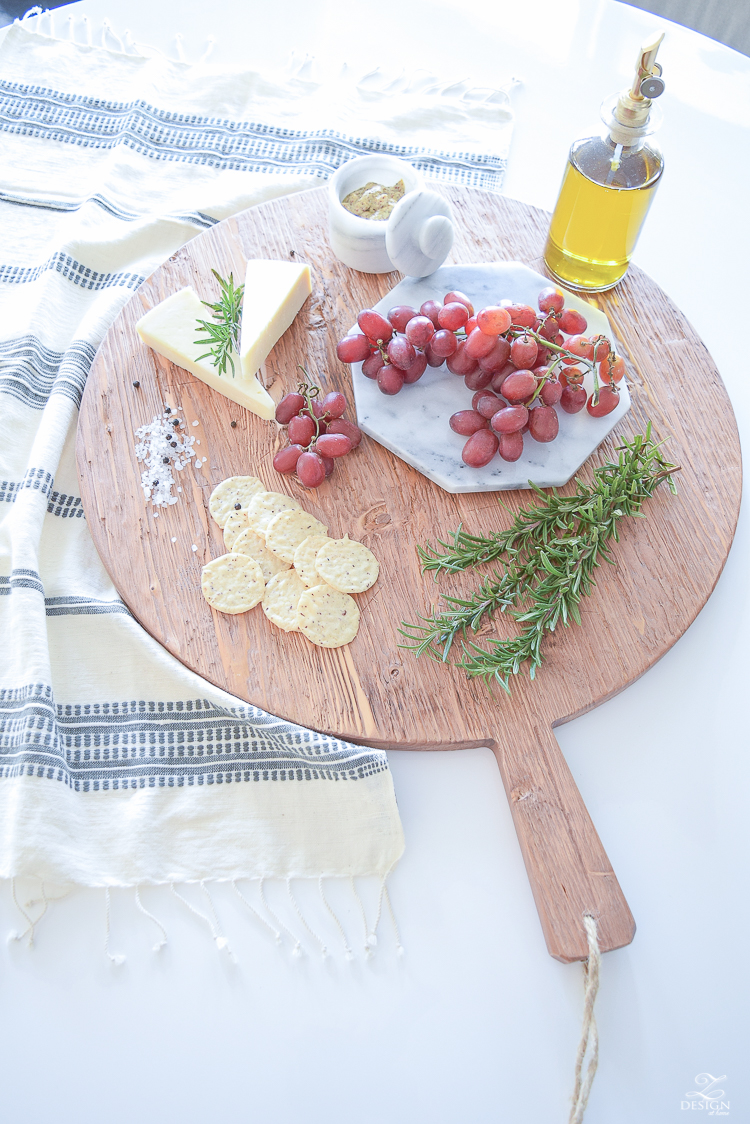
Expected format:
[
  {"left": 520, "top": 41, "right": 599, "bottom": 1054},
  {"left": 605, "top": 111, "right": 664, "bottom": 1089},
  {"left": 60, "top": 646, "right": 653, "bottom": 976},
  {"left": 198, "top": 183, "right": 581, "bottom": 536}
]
[{"left": 296, "top": 366, "right": 327, "bottom": 449}]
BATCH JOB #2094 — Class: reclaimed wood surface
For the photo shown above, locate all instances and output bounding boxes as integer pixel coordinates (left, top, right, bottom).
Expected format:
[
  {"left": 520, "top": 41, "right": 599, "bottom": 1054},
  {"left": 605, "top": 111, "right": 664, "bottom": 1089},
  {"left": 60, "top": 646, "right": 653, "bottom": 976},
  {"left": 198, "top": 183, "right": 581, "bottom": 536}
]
[{"left": 76, "top": 187, "right": 742, "bottom": 962}]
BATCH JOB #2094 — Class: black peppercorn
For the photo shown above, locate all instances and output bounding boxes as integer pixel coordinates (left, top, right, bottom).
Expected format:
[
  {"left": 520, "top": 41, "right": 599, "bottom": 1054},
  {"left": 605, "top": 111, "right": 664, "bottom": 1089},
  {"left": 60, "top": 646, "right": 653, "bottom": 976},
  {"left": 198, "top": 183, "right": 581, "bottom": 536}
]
[
  {"left": 172, "top": 418, "right": 180, "bottom": 427},
  {"left": 230, "top": 420, "right": 237, "bottom": 428},
  {"left": 165, "top": 406, "right": 171, "bottom": 414},
  {"left": 132, "top": 380, "right": 140, "bottom": 388},
  {"left": 163, "top": 457, "right": 170, "bottom": 464},
  {"left": 234, "top": 502, "right": 241, "bottom": 510},
  {"left": 171, "top": 441, "right": 177, "bottom": 448}
]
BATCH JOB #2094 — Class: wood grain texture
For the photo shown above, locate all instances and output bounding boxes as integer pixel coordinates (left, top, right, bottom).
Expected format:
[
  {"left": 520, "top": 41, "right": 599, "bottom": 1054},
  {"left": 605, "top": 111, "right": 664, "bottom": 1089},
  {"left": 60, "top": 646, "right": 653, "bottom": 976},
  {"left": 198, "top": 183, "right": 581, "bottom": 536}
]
[{"left": 76, "top": 187, "right": 741, "bottom": 961}]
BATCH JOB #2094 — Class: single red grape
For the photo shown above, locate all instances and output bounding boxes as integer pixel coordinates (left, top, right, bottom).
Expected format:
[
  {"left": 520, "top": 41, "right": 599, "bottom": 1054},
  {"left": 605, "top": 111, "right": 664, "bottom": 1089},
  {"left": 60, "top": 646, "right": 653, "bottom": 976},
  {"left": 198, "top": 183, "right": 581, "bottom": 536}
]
[
  {"left": 443, "top": 290, "right": 474, "bottom": 315},
  {"left": 430, "top": 329, "right": 458, "bottom": 358},
  {"left": 326, "top": 418, "right": 362, "bottom": 448},
  {"left": 506, "top": 303, "right": 536, "bottom": 328},
  {"left": 288, "top": 413, "right": 316, "bottom": 446},
  {"left": 437, "top": 302, "right": 470, "bottom": 331},
  {"left": 559, "top": 308, "right": 588, "bottom": 334},
  {"left": 528, "top": 405, "right": 559, "bottom": 442},
  {"left": 465, "top": 327, "right": 498, "bottom": 360},
  {"left": 321, "top": 455, "right": 335, "bottom": 478},
  {"left": 560, "top": 385, "right": 587, "bottom": 413},
  {"left": 450, "top": 410, "right": 489, "bottom": 436},
  {"left": 477, "top": 305, "right": 512, "bottom": 335},
  {"left": 538, "top": 286, "right": 565, "bottom": 315},
  {"left": 358, "top": 309, "right": 393, "bottom": 343},
  {"left": 420, "top": 300, "right": 443, "bottom": 327},
  {"left": 475, "top": 392, "right": 504, "bottom": 419},
  {"left": 315, "top": 432, "right": 353, "bottom": 457},
  {"left": 464, "top": 315, "right": 478, "bottom": 335},
  {"left": 336, "top": 334, "right": 371, "bottom": 364},
  {"left": 462, "top": 429, "right": 498, "bottom": 467},
  {"left": 387, "top": 335, "right": 417, "bottom": 370},
  {"left": 510, "top": 334, "right": 538, "bottom": 369},
  {"left": 472, "top": 390, "right": 501, "bottom": 412},
  {"left": 538, "top": 316, "right": 560, "bottom": 341},
  {"left": 559, "top": 366, "right": 584, "bottom": 387},
  {"left": 361, "top": 351, "right": 385, "bottom": 379},
  {"left": 498, "top": 431, "right": 524, "bottom": 462},
  {"left": 565, "top": 334, "right": 594, "bottom": 360},
  {"left": 387, "top": 305, "right": 419, "bottom": 332},
  {"left": 275, "top": 393, "right": 305, "bottom": 424},
  {"left": 320, "top": 391, "right": 347, "bottom": 418},
  {"left": 377, "top": 365, "right": 405, "bottom": 395},
  {"left": 296, "top": 451, "right": 326, "bottom": 488},
  {"left": 491, "top": 405, "right": 528, "bottom": 434},
  {"left": 404, "top": 315, "right": 435, "bottom": 349},
  {"left": 501, "top": 370, "right": 536, "bottom": 403},
  {"left": 540, "top": 377, "right": 563, "bottom": 406},
  {"left": 587, "top": 386, "right": 620, "bottom": 416},
  {"left": 464, "top": 367, "right": 494, "bottom": 391},
  {"left": 273, "top": 443, "right": 305, "bottom": 473}
]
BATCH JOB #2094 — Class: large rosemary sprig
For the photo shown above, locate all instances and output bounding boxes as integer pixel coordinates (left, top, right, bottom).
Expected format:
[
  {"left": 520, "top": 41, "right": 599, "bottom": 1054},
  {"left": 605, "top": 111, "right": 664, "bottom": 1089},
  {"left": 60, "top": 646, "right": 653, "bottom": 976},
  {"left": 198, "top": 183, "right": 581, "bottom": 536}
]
[
  {"left": 194, "top": 269, "right": 244, "bottom": 377},
  {"left": 399, "top": 429, "right": 678, "bottom": 693}
]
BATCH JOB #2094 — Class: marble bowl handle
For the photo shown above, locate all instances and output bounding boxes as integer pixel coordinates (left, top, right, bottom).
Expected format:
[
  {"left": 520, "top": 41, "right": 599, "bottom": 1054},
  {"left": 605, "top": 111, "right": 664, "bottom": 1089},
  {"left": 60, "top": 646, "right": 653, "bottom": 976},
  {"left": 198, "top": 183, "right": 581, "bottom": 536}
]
[{"left": 418, "top": 214, "right": 454, "bottom": 260}]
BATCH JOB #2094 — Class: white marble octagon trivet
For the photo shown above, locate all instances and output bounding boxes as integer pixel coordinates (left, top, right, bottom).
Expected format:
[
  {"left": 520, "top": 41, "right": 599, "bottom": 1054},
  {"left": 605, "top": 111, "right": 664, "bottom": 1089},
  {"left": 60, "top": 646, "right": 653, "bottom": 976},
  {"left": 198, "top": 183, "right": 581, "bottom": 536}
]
[{"left": 349, "top": 262, "right": 630, "bottom": 493}]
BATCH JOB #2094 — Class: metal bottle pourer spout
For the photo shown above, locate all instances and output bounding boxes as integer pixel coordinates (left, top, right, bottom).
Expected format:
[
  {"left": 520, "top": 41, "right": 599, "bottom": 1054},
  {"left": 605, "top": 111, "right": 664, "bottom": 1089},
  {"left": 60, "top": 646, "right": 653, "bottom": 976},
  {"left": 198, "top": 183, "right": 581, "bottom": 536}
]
[{"left": 607, "top": 30, "right": 666, "bottom": 146}]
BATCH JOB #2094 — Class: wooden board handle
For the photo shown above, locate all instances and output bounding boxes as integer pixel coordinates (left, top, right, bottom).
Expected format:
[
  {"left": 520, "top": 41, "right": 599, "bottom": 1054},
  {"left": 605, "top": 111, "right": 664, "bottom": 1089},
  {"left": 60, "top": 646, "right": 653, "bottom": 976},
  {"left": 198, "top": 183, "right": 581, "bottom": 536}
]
[{"left": 492, "top": 724, "right": 635, "bottom": 962}]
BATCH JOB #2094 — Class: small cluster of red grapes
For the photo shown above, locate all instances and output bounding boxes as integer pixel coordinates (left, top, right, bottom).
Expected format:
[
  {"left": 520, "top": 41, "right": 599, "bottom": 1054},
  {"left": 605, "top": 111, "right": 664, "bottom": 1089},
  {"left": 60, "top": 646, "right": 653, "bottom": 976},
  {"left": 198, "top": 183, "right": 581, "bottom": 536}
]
[
  {"left": 273, "top": 376, "right": 362, "bottom": 488},
  {"left": 336, "top": 286, "right": 625, "bottom": 468}
]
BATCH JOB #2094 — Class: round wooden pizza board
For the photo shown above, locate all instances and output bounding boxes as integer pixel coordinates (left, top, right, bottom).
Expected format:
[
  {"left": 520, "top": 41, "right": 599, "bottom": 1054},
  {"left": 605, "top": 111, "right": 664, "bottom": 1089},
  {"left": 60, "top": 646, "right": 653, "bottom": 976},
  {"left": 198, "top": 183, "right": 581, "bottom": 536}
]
[{"left": 76, "top": 186, "right": 741, "bottom": 963}]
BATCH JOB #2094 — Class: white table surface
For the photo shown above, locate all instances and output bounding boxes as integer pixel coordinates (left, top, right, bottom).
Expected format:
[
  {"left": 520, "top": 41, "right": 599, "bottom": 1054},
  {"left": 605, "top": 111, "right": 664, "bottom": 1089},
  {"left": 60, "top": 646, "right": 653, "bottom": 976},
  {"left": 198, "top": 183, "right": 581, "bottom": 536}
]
[{"left": 2, "top": 2, "right": 748, "bottom": 1121}]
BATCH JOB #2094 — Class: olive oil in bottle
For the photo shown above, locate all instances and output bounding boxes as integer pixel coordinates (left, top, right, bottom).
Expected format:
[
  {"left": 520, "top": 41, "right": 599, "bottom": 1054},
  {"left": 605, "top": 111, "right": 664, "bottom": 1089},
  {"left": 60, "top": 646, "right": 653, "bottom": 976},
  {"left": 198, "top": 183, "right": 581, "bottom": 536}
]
[{"left": 544, "top": 31, "right": 666, "bottom": 292}]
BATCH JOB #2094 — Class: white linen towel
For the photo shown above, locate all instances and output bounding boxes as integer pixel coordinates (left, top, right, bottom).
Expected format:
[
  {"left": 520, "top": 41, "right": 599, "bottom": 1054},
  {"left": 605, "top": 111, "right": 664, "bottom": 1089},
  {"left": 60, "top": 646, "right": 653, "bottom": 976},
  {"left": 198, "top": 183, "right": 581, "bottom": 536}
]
[{"left": 0, "top": 13, "right": 513, "bottom": 946}]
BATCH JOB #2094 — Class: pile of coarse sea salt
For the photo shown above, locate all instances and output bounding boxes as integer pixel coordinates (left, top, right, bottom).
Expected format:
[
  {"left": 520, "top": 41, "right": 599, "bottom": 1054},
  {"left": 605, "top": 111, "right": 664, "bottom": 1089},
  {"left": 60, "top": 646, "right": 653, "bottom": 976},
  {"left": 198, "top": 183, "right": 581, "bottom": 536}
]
[{"left": 134, "top": 407, "right": 196, "bottom": 506}]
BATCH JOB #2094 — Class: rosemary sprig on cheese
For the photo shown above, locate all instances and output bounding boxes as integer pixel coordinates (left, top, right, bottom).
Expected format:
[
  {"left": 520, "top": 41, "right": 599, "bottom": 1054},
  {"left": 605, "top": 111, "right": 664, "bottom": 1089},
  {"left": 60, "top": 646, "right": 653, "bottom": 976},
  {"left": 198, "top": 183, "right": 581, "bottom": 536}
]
[
  {"left": 399, "top": 429, "right": 678, "bottom": 693},
  {"left": 194, "top": 269, "right": 244, "bottom": 377}
]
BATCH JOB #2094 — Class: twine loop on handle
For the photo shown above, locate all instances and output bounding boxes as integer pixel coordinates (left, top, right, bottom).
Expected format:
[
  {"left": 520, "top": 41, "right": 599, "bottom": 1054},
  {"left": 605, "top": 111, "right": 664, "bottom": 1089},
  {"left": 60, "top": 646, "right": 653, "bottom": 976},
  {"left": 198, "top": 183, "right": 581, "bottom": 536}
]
[{"left": 569, "top": 914, "right": 601, "bottom": 1124}]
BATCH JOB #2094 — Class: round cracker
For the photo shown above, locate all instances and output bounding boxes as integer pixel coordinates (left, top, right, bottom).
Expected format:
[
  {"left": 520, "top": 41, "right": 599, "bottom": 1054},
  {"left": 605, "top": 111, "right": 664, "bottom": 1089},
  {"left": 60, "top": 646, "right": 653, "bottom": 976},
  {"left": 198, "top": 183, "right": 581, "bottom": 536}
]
[
  {"left": 223, "top": 508, "right": 249, "bottom": 550},
  {"left": 209, "top": 476, "right": 265, "bottom": 528},
  {"left": 232, "top": 528, "right": 291, "bottom": 582},
  {"left": 201, "top": 553, "right": 265, "bottom": 614},
  {"left": 265, "top": 509, "right": 329, "bottom": 565},
  {"left": 294, "top": 534, "right": 331, "bottom": 587},
  {"left": 246, "top": 490, "right": 301, "bottom": 536},
  {"left": 262, "top": 569, "right": 307, "bottom": 632},
  {"left": 314, "top": 537, "right": 379, "bottom": 594},
  {"left": 297, "top": 584, "right": 360, "bottom": 648}
]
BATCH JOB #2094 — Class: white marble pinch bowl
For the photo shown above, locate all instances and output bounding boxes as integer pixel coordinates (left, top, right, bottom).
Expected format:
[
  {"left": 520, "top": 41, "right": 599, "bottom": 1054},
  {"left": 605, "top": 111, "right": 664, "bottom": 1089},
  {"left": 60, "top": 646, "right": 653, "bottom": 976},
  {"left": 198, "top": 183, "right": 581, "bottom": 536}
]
[
  {"left": 349, "top": 261, "right": 630, "bottom": 494},
  {"left": 328, "top": 155, "right": 454, "bottom": 276}
]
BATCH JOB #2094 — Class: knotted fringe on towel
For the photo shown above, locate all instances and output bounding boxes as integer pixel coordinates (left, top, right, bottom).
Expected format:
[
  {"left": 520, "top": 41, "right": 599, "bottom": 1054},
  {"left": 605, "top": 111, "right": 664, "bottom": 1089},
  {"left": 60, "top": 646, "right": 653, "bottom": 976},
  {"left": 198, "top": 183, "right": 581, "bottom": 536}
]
[
  {"left": 6, "top": 873, "right": 403, "bottom": 965},
  {"left": 0, "top": 15, "right": 513, "bottom": 938}
]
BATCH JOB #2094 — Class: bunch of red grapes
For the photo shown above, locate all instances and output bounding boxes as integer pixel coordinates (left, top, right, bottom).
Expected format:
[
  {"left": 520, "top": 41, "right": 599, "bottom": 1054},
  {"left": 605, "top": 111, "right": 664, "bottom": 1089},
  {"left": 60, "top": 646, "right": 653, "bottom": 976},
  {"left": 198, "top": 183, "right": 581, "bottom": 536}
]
[
  {"left": 273, "top": 377, "right": 362, "bottom": 488},
  {"left": 336, "top": 286, "right": 625, "bottom": 467}
]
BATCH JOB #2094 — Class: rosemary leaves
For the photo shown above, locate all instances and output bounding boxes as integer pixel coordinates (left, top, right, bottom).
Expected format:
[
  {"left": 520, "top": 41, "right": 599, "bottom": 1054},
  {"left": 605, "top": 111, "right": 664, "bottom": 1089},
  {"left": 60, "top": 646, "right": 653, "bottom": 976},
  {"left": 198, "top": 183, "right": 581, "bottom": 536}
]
[
  {"left": 399, "top": 430, "right": 678, "bottom": 693},
  {"left": 194, "top": 269, "right": 244, "bottom": 377}
]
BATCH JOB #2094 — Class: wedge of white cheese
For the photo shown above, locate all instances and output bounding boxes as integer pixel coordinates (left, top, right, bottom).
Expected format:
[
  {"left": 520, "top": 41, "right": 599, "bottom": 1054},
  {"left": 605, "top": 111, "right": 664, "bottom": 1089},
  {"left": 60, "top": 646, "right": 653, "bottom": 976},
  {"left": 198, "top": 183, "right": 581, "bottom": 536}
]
[
  {"left": 240, "top": 260, "right": 312, "bottom": 380},
  {"left": 136, "top": 287, "right": 276, "bottom": 420}
]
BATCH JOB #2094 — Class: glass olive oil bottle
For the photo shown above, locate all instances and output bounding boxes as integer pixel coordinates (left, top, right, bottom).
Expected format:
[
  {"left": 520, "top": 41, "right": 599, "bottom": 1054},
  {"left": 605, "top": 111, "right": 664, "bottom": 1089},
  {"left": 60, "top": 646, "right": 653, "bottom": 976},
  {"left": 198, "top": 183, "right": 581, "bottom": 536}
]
[{"left": 544, "top": 31, "right": 666, "bottom": 292}]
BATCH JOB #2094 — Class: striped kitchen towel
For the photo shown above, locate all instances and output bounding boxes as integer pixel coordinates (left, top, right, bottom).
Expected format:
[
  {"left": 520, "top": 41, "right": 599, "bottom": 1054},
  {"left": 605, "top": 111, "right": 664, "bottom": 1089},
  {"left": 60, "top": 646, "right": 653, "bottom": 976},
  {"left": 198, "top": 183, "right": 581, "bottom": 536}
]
[{"left": 0, "top": 11, "right": 513, "bottom": 954}]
